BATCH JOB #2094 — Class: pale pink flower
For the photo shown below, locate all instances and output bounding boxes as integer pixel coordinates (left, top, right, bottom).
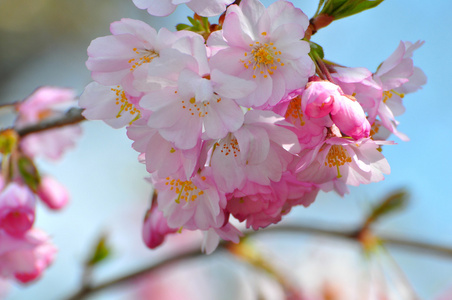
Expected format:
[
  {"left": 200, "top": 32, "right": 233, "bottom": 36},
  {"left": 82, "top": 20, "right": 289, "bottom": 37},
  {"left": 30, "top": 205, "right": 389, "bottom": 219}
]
[
  {"left": 0, "top": 183, "right": 36, "bottom": 237},
  {"left": 127, "top": 119, "right": 202, "bottom": 179},
  {"left": 296, "top": 137, "right": 391, "bottom": 195},
  {"left": 79, "top": 82, "right": 142, "bottom": 128},
  {"left": 36, "top": 176, "right": 69, "bottom": 210},
  {"left": 15, "top": 87, "right": 81, "bottom": 161},
  {"left": 373, "top": 41, "right": 426, "bottom": 141},
  {"left": 140, "top": 67, "right": 254, "bottom": 150},
  {"left": 0, "top": 229, "right": 56, "bottom": 283},
  {"left": 86, "top": 19, "right": 190, "bottom": 95},
  {"left": 152, "top": 168, "right": 226, "bottom": 231},
  {"left": 210, "top": 110, "right": 300, "bottom": 193},
  {"left": 208, "top": 0, "right": 314, "bottom": 108},
  {"left": 133, "top": 0, "right": 234, "bottom": 17}
]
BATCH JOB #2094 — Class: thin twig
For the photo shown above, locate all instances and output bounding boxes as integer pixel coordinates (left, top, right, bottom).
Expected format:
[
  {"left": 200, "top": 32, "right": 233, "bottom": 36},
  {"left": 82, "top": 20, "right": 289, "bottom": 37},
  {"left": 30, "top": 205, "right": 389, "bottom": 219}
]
[
  {"left": 64, "top": 223, "right": 452, "bottom": 300},
  {"left": 9, "top": 107, "right": 86, "bottom": 137}
]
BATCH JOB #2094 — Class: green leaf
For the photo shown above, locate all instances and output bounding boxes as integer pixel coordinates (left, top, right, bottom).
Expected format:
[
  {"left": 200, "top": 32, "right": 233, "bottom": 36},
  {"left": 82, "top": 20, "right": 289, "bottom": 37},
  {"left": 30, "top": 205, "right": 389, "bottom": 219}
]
[
  {"left": 309, "top": 41, "right": 325, "bottom": 59},
  {"left": 366, "top": 189, "right": 408, "bottom": 225},
  {"left": 176, "top": 23, "right": 191, "bottom": 31},
  {"left": 17, "top": 156, "right": 41, "bottom": 192},
  {"left": 87, "top": 234, "right": 111, "bottom": 266},
  {"left": 317, "top": 0, "right": 384, "bottom": 20}
]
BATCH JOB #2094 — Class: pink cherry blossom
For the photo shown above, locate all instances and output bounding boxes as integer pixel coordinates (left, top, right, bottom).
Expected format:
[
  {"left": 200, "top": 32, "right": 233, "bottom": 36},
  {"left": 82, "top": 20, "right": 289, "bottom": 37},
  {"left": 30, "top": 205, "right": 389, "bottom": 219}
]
[
  {"left": 296, "top": 137, "right": 391, "bottom": 195},
  {"left": 210, "top": 110, "right": 300, "bottom": 193},
  {"left": 152, "top": 168, "right": 227, "bottom": 231},
  {"left": 0, "top": 229, "right": 56, "bottom": 283},
  {"left": 133, "top": 0, "right": 234, "bottom": 17},
  {"left": 79, "top": 82, "right": 142, "bottom": 128},
  {"left": 36, "top": 176, "right": 69, "bottom": 210},
  {"left": 208, "top": 0, "right": 314, "bottom": 108},
  {"left": 227, "top": 172, "right": 318, "bottom": 229},
  {"left": 373, "top": 41, "right": 426, "bottom": 141},
  {"left": 127, "top": 119, "right": 202, "bottom": 179},
  {"left": 0, "top": 183, "right": 36, "bottom": 237},
  {"left": 86, "top": 19, "right": 192, "bottom": 95}
]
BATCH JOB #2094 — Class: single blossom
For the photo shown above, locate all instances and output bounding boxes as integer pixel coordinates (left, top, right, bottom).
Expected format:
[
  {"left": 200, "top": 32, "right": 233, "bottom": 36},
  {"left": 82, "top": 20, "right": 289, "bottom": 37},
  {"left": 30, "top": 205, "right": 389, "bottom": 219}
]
[
  {"left": 210, "top": 110, "right": 300, "bottom": 193},
  {"left": 208, "top": 0, "right": 314, "bottom": 108},
  {"left": 296, "top": 137, "right": 391, "bottom": 195},
  {"left": 86, "top": 19, "right": 192, "bottom": 95},
  {"left": 152, "top": 168, "right": 227, "bottom": 231},
  {"left": 373, "top": 41, "right": 427, "bottom": 141}
]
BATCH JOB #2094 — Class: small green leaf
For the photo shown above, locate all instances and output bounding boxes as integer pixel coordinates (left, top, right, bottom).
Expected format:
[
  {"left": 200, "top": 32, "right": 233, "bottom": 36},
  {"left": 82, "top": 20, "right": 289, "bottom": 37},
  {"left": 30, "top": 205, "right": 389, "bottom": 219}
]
[
  {"left": 17, "top": 156, "right": 41, "bottom": 192},
  {"left": 176, "top": 23, "right": 191, "bottom": 31},
  {"left": 366, "top": 189, "right": 408, "bottom": 225},
  {"left": 316, "top": 0, "right": 384, "bottom": 20},
  {"left": 87, "top": 234, "right": 111, "bottom": 266},
  {"left": 309, "top": 41, "right": 325, "bottom": 59}
]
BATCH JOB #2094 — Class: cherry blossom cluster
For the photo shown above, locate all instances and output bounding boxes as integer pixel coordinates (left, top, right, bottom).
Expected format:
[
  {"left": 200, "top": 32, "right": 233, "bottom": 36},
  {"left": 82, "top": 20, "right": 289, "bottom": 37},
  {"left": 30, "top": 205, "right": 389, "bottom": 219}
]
[
  {"left": 0, "top": 87, "right": 80, "bottom": 285},
  {"left": 79, "top": 0, "right": 425, "bottom": 253}
]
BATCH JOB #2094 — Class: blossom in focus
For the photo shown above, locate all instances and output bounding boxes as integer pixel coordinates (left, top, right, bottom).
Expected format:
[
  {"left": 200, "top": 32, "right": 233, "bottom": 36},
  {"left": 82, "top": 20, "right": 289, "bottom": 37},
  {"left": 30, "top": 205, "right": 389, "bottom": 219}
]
[
  {"left": 132, "top": 0, "right": 234, "bottom": 17},
  {"left": 208, "top": 0, "right": 314, "bottom": 108},
  {"left": 296, "top": 137, "right": 391, "bottom": 196},
  {"left": 373, "top": 41, "right": 427, "bottom": 140},
  {"left": 0, "top": 229, "right": 56, "bottom": 283}
]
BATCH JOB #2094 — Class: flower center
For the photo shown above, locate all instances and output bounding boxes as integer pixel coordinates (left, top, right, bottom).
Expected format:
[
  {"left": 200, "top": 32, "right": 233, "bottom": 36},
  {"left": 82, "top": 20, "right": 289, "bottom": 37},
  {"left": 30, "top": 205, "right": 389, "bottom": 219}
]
[
  {"left": 111, "top": 86, "right": 140, "bottom": 121},
  {"left": 285, "top": 96, "right": 305, "bottom": 126},
  {"left": 165, "top": 177, "right": 206, "bottom": 204},
  {"left": 179, "top": 94, "right": 221, "bottom": 118},
  {"left": 324, "top": 145, "right": 352, "bottom": 178},
  {"left": 383, "top": 90, "right": 405, "bottom": 103},
  {"left": 215, "top": 135, "right": 240, "bottom": 157},
  {"left": 241, "top": 33, "right": 284, "bottom": 79},
  {"left": 129, "top": 48, "right": 158, "bottom": 71}
]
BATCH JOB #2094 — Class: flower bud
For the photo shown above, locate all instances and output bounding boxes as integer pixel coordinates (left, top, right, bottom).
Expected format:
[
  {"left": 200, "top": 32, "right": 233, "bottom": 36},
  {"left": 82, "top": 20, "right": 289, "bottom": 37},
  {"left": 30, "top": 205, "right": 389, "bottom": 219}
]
[{"left": 37, "top": 176, "right": 69, "bottom": 210}]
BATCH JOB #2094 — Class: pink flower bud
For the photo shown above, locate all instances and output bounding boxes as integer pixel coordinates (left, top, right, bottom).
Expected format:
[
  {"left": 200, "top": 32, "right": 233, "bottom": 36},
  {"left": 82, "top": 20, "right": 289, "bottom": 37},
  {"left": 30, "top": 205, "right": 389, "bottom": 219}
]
[
  {"left": 142, "top": 204, "right": 177, "bottom": 249},
  {"left": 330, "top": 95, "right": 371, "bottom": 140},
  {"left": 302, "top": 81, "right": 342, "bottom": 118},
  {"left": 37, "top": 176, "right": 69, "bottom": 210},
  {"left": 0, "top": 183, "right": 36, "bottom": 237}
]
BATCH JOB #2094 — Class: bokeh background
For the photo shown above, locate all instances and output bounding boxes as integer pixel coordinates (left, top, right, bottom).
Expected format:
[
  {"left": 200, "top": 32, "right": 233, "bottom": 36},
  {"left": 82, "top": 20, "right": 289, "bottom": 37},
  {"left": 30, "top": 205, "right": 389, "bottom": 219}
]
[{"left": 0, "top": 0, "right": 451, "bottom": 299}]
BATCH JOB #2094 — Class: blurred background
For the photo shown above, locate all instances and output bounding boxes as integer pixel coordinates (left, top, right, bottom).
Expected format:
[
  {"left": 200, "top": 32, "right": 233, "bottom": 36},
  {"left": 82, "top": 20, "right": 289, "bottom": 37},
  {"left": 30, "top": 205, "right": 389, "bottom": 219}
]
[{"left": 0, "top": 0, "right": 451, "bottom": 299}]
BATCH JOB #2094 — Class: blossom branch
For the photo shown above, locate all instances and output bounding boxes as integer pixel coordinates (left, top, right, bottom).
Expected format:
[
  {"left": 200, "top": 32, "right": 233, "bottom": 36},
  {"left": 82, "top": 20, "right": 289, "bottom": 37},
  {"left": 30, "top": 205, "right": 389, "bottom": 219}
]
[
  {"left": 64, "top": 223, "right": 452, "bottom": 300},
  {"left": 14, "top": 107, "right": 85, "bottom": 137}
]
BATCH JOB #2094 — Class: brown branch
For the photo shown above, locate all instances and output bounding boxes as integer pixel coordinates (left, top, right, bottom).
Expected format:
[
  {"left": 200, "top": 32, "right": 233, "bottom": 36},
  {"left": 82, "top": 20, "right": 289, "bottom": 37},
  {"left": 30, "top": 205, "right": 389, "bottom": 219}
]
[
  {"left": 64, "top": 223, "right": 452, "bottom": 300},
  {"left": 12, "top": 107, "right": 85, "bottom": 138}
]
